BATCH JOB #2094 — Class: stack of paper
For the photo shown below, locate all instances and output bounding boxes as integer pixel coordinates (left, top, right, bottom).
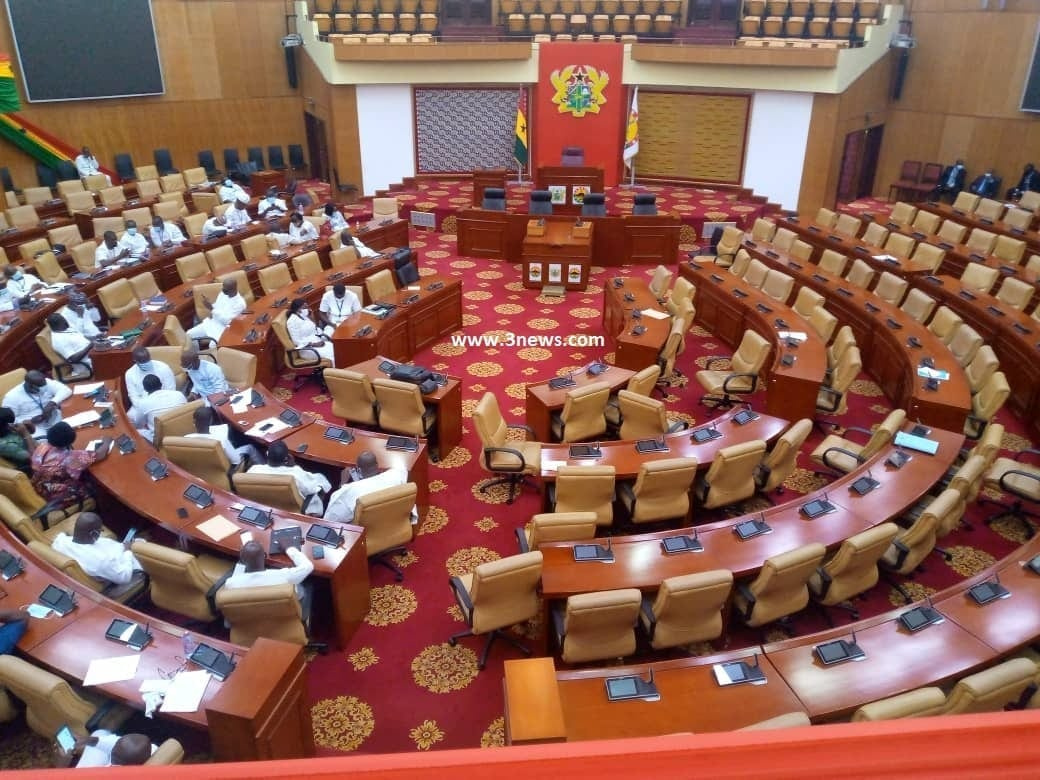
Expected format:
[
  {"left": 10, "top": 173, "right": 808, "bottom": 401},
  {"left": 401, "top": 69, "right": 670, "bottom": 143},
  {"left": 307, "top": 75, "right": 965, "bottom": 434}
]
[
  {"left": 159, "top": 669, "right": 212, "bottom": 713},
  {"left": 84, "top": 655, "right": 141, "bottom": 686},
  {"left": 196, "top": 514, "right": 241, "bottom": 541},
  {"left": 73, "top": 382, "right": 105, "bottom": 396},
  {"left": 64, "top": 410, "right": 101, "bottom": 428}
]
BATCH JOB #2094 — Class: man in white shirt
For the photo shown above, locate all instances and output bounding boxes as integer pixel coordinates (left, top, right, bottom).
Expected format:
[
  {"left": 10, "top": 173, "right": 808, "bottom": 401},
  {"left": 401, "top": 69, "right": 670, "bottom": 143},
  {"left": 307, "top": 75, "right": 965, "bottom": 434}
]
[
  {"left": 318, "top": 282, "right": 361, "bottom": 333},
  {"left": 339, "top": 227, "right": 381, "bottom": 259},
  {"left": 148, "top": 214, "right": 186, "bottom": 248},
  {"left": 224, "top": 197, "right": 251, "bottom": 231},
  {"left": 128, "top": 374, "right": 187, "bottom": 442},
  {"left": 286, "top": 212, "right": 319, "bottom": 245},
  {"left": 201, "top": 214, "right": 228, "bottom": 240},
  {"left": 181, "top": 345, "right": 230, "bottom": 399},
  {"left": 94, "top": 230, "right": 131, "bottom": 269},
  {"left": 223, "top": 540, "right": 314, "bottom": 602},
  {"left": 45, "top": 313, "right": 94, "bottom": 369},
  {"left": 257, "top": 187, "right": 288, "bottom": 218},
  {"left": 324, "top": 451, "right": 415, "bottom": 525},
  {"left": 59, "top": 730, "right": 154, "bottom": 768},
  {"left": 248, "top": 441, "right": 331, "bottom": 516},
  {"left": 185, "top": 406, "right": 259, "bottom": 466},
  {"left": 117, "top": 219, "right": 150, "bottom": 260},
  {"left": 186, "top": 277, "right": 246, "bottom": 343},
  {"left": 217, "top": 177, "right": 248, "bottom": 204},
  {"left": 124, "top": 346, "right": 176, "bottom": 406},
  {"left": 51, "top": 512, "right": 142, "bottom": 585},
  {"left": 73, "top": 146, "right": 111, "bottom": 186},
  {"left": 1, "top": 370, "right": 72, "bottom": 437},
  {"left": 323, "top": 202, "right": 349, "bottom": 232},
  {"left": 59, "top": 292, "right": 101, "bottom": 338},
  {"left": 3, "top": 264, "right": 45, "bottom": 302}
]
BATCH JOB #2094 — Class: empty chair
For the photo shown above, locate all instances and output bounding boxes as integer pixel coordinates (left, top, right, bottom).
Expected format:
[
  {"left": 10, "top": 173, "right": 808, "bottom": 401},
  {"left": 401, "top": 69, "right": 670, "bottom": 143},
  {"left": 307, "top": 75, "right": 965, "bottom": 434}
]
[
  {"left": 258, "top": 263, "right": 292, "bottom": 295},
  {"left": 834, "top": 212, "right": 861, "bottom": 237},
  {"left": 873, "top": 271, "right": 908, "bottom": 305},
  {"left": 161, "top": 436, "right": 235, "bottom": 491},
  {"left": 580, "top": 193, "right": 606, "bottom": 217},
  {"left": 750, "top": 218, "right": 776, "bottom": 243},
  {"left": 373, "top": 377, "right": 438, "bottom": 448},
  {"left": 740, "top": 712, "right": 813, "bottom": 730},
  {"left": 756, "top": 418, "right": 813, "bottom": 496},
  {"left": 844, "top": 258, "right": 875, "bottom": 289},
  {"left": 1003, "top": 207, "right": 1033, "bottom": 232},
  {"left": 649, "top": 264, "right": 673, "bottom": 298},
  {"left": 733, "top": 543, "right": 827, "bottom": 630},
  {"left": 99, "top": 185, "right": 126, "bottom": 207},
  {"left": 365, "top": 268, "right": 396, "bottom": 301},
  {"left": 818, "top": 249, "right": 847, "bottom": 276},
  {"left": 354, "top": 483, "right": 417, "bottom": 580},
  {"left": 128, "top": 271, "right": 160, "bottom": 301},
  {"left": 964, "top": 370, "right": 1009, "bottom": 441},
  {"left": 880, "top": 489, "right": 954, "bottom": 599},
  {"left": 154, "top": 148, "right": 178, "bottom": 175},
  {"left": 617, "top": 457, "right": 698, "bottom": 525},
  {"left": 993, "top": 235, "right": 1026, "bottom": 265},
  {"left": 974, "top": 197, "right": 1003, "bottom": 222},
  {"left": 175, "top": 252, "right": 209, "bottom": 284},
  {"left": 695, "top": 440, "right": 768, "bottom": 510},
  {"left": 900, "top": 288, "right": 936, "bottom": 323},
  {"left": 861, "top": 221, "right": 889, "bottom": 247},
  {"left": 809, "top": 523, "right": 899, "bottom": 623},
  {"left": 632, "top": 193, "right": 657, "bottom": 215},
  {"left": 549, "top": 465, "right": 616, "bottom": 528},
  {"left": 372, "top": 197, "right": 397, "bottom": 219},
  {"left": 792, "top": 287, "right": 824, "bottom": 320},
  {"left": 816, "top": 345, "right": 862, "bottom": 418},
  {"left": 267, "top": 145, "right": 286, "bottom": 171},
  {"left": 947, "top": 323, "right": 983, "bottom": 367},
  {"left": 707, "top": 226, "right": 744, "bottom": 267},
  {"left": 131, "top": 540, "right": 232, "bottom": 622},
  {"left": 325, "top": 368, "right": 378, "bottom": 426},
  {"left": 815, "top": 207, "right": 838, "bottom": 228},
  {"left": 995, "top": 276, "right": 1033, "bottom": 311},
  {"left": 215, "top": 347, "right": 256, "bottom": 389},
  {"left": 910, "top": 210, "right": 940, "bottom": 235},
  {"left": 197, "top": 149, "right": 221, "bottom": 179},
  {"left": 617, "top": 390, "right": 686, "bottom": 439},
  {"left": 289, "top": 144, "right": 307, "bottom": 173},
  {"left": 696, "top": 329, "right": 770, "bottom": 409},
  {"left": 927, "top": 305, "right": 963, "bottom": 344},
  {"left": 742, "top": 258, "right": 769, "bottom": 288},
  {"left": 217, "top": 583, "right": 308, "bottom": 647},
  {"left": 937, "top": 219, "right": 967, "bottom": 244},
  {"left": 516, "top": 511, "right": 598, "bottom": 553},
  {"left": 6, "top": 204, "right": 40, "bottom": 229},
  {"left": 606, "top": 365, "right": 660, "bottom": 428},
  {"left": 481, "top": 187, "right": 506, "bottom": 211},
  {"left": 941, "top": 658, "right": 1040, "bottom": 715},
  {"left": 908, "top": 243, "right": 945, "bottom": 272},
  {"left": 965, "top": 228, "right": 997, "bottom": 256},
  {"left": 761, "top": 270, "right": 794, "bottom": 303},
  {"left": 960, "top": 263, "right": 999, "bottom": 294},
  {"left": 852, "top": 688, "right": 947, "bottom": 722},
  {"left": 550, "top": 382, "right": 610, "bottom": 442},
  {"left": 772, "top": 227, "right": 797, "bottom": 252},
  {"left": 554, "top": 588, "right": 642, "bottom": 664},
  {"left": 529, "top": 190, "right": 553, "bottom": 215},
  {"left": 884, "top": 232, "right": 914, "bottom": 257},
  {"left": 639, "top": 570, "right": 733, "bottom": 650},
  {"left": 447, "top": 551, "right": 543, "bottom": 669},
  {"left": 223, "top": 149, "right": 241, "bottom": 177},
  {"left": 728, "top": 248, "right": 751, "bottom": 277},
  {"left": 97, "top": 279, "right": 140, "bottom": 319},
  {"left": 811, "top": 408, "right": 906, "bottom": 474},
  {"left": 473, "top": 391, "right": 540, "bottom": 504},
  {"left": 982, "top": 446, "right": 1039, "bottom": 539}
]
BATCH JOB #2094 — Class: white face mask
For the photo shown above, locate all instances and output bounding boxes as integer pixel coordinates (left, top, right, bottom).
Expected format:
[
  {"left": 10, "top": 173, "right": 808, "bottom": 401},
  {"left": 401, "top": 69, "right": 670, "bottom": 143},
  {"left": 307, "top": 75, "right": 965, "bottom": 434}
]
[
  {"left": 299, "top": 308, "right": 309, "bottom": 318},
  {"left": 224, "top": 179, "right": 233, "bottom": 187},
  {"left": 127, "top": 227, "right": 137, "bottom": 236}
]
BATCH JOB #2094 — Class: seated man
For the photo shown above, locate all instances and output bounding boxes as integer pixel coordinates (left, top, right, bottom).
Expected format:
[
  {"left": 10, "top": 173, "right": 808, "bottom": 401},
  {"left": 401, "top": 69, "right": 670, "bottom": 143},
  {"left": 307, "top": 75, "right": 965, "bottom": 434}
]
[
  {"left": 94, "top": 230, "right": 131, "bottom": 269},
  {"left": 128, "top": 374, "right": 187, "bottom": 442},
  {"left": 201, "top": 214, "right": 228, "bottom": 240},
  {"left": 287, "top": 212, "right": 319, "bottom": 245},
  {"left": 224, "top": 539, "right": 313, "bottom": 601},
  {"left": 59, "top": 292, "right": 102, "bottom": 338},
  {"left": 58, "top": 731, "right": 155, "bottom": 768},
  {"left": 322, "top": 201, "right": 349, "bottom": 233},
  {"left": 968, "top": 168, "right": 999, "bottom": 198},
  {"left": 248, "top": 441, "right": 330, "bottom": 516},
  {"left": 338, "top": 227, "right": 381, "bottom": 260},
  {"left": 181, "top": 345, "right": 230, "bottom": 399},
  {"left": 185, "top": 406, "right": 259, "bottom": 467},
  {"left": 46, "top": 312, "right": 94, "bottom": 370},
  {"left": 125, "top": 346, "right": 176, "bottom": 407},
  {"left": 1007, "top": 162, "right": 1039, "bottom": 201},
  {"left": 324, "top": 451, "right": 414, "bottom": 525},
  {"left": 932, "top": 159, "right": 966, "bottom": 203},
  {"left": 3, "top": 264, "right": 46, "bottom": 302},
  {"left": 117, "top": 220, "right": 150, "bottom": 260},
  {"left": 318, "top": 282, "right": 361, "bottom": 334},
  {"left": 217, "top": 177, "right": 248, "bottom": 204},
  {"left": 74, "top": 146, "right": 111, "bottom": 186},
  {"left": 257, "top": 186, "right": 288, "bottom": 218},
  {"left": 51, "top": 512, "right": 142, "bottom": 586},
  {"left": 1, "top": 369, "right": 72, "bottom": 438},
  {"left": 186, "top": 277, "right": 246, "bottom": 344},
  {"left": 0, "top": 407, "right": 36, "bottom": 473},
  {"left": 148, "top": 214, "right": 186, "bottom": 248},
  {"left": 223, "top": 197, "right": 251, "bottom": 231}
]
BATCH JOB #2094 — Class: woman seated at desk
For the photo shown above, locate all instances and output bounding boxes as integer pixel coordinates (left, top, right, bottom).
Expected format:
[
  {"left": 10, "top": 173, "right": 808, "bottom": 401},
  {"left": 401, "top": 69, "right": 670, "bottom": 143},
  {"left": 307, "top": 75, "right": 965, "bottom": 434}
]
[
  {"left": 30, "top": 422, "right": 112, "bottom": 508},
  {"left": 287, "top": 298, "right": 335, "bottom": 366}
]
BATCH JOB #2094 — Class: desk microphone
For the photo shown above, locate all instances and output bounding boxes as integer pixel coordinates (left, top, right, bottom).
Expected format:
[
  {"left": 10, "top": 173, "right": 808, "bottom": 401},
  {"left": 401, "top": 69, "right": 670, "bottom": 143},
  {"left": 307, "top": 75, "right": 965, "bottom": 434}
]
[
  {"left": 632, "top": 309, "right": 642, "bottom": 320},
  {"left": 751, "top": 651, "right": 760, "bottom": 670},
  {"left": 849, "top": 627, "right": 857, "bottom": 647}
]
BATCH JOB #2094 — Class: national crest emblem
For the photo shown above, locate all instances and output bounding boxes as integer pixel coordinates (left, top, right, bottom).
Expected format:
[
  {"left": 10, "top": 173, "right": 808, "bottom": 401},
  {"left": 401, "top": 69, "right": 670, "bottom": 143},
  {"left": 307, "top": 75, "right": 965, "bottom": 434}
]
[{"left": 549, "top": 65, "right": 609, "bottom": 117}]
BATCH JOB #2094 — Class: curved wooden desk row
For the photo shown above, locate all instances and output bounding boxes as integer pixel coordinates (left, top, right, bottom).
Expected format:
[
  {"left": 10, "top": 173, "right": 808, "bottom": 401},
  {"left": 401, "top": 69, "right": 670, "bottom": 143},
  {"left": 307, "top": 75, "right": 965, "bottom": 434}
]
[
  {"left": 601, "top": 276, "right": 673, "bottom": 373},
  {"left": 0, "top": 522, "right": 313, "bottom": 760},
  {"left": 1, "top": 216, "right": 75, "bottom": 262},
  {"left": 778, "top": 216, "right": 925, "bottom": 277},
  {"left": 506, "top": 534, "right": 1040, "bottom": 743},
  {"left": 740, "top": 241, "right": 973, "bottom": 432},
  {"left": 918, "top": 201, "right": 1040, "bottom": 259},
  {"left": 64, "top": 387, "right": 371, "bottom": 649}
]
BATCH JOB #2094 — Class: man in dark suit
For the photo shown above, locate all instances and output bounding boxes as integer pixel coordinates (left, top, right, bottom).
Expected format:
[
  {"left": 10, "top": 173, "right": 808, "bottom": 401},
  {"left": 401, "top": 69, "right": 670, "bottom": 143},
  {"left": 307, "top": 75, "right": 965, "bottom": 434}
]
[
  {"left": 1007, "top": 163, "right": 1039, "bottom": 200},
  {"left": 968, "top": 168, "right": 1000, "bottom": 199},
  {"left": 932, "top": 159, "right": 966, "bottom": 202}
]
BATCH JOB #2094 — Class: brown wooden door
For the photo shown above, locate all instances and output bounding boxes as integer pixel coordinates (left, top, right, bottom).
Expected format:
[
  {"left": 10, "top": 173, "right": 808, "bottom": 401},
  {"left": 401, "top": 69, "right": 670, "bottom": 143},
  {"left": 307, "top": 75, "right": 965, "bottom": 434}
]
[
  {"left": 837, "top": 124, "right": 885, "bottom": 202},
  {"left": 304, "top": 112, "right": 328, "bottom": 183}
]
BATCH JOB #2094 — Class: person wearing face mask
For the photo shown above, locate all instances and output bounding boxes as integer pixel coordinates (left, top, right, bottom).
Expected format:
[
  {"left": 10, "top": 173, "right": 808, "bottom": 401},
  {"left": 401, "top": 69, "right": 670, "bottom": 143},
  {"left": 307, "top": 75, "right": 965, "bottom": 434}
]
[
  {"left": 201, "top": 214, "right": 228, "bottom": 240},
  {"left": 1, "top": 369, "right": 72, "bottom": 438},
  {"left": 286, "top": 212, "right": 319, "bottom": 245},
  {"left": 2, "top": 263, "right": 45, "bottom": 302},
  {"left": 46, "top": 313, "right": 95, "bottom": 370},
  {"left": 257, "top": 186, "right": 288, "bottom": 218},
  {"left": 187, "top": 277, "right": 246, "bottom": 343},
  {"left": 148, "top": 214, "right": 186, "bottom": 248},
  {"left": 117, "top": 219, "right": 150, "bottom": 260},
  {"left": 287, "top": 297, "right": 335, "bottom": 365},
  {"left": 51, "top": 512, "right": 141, "bottom": 586},
  {"left": 181, "top": 344, "right": 230, "bottom": 400},
  {"left": 322, "top": 202, "right": 349, "bottom": 232},
  {"left": 58, "top": 291, "right": 102, "bottom": 338},
  {"left": 217, "top": 177, "right": 248, "bottom": 204},
  {"left": 94, "top": 230, "right": 131, "bottom": 269},
  {"left": 124, "top": 346, "right": 176, "bottom": 406},
  {"left": 224, "top": 196, "right": 251, "bottom": 230},
  {"left": 318, "top": 282, "right": 361, "bottom": 334},
  {"left": 31, "top": 423, "right": 111, "bottom": 506}
]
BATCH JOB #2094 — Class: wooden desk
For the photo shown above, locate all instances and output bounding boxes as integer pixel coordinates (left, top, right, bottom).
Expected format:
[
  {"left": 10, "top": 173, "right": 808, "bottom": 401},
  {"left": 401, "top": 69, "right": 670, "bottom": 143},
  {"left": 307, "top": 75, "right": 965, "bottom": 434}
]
[
  {"left": 918, "top": 201, "right": 1040, "bottom": 258},
  {"left": 522, "top": 219, "right": 592, "bottom": 291},
  {"left": 778, "top": 217, "right": 923, "bottom": 279},
  {"left": 526, "top": 364, "right": 635, "bottom": 442},
  {"left": 73, "top": 195, "right": 167, "bottom": 239},
  {"left": 251, "top": 169, "right": 287, "bottom": 195},
  {"left": 1, "top": 217, "right": 74, "bottom": 262},
  {"left": 502, "top": 657, "right": 567, "bottom": 744},
  {"left": 472, "top": 169, "right": 508, "bottom": 208},
  {"left": 602, "top": 277, "right": 671, "bottom": 371},
  {"left": 534, "top": 166, "right": 605, "bottom": 217}
]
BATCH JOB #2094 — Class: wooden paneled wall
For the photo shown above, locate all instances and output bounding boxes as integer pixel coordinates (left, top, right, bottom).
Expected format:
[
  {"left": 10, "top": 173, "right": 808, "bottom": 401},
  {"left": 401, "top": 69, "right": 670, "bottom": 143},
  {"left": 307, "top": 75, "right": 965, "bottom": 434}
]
[
  {"left": 873, "top": 1, "right": 1040, "bottom": 201},
  {"left": 0, "top": 0, "right": 305, "bottom": 185},
  {"left": 297, "top": 50, "right": 362, "bottom": 193}
]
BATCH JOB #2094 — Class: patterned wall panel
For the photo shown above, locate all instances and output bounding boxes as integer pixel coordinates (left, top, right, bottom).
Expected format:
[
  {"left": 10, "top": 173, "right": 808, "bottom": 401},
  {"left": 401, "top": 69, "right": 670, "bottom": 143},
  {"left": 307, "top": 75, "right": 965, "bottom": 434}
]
[
  {"left": 637, "top": 92, "right": 751, "bottom": 184},
  {"left": 414, "top": 88, "right": 519, "bottom": 173}
]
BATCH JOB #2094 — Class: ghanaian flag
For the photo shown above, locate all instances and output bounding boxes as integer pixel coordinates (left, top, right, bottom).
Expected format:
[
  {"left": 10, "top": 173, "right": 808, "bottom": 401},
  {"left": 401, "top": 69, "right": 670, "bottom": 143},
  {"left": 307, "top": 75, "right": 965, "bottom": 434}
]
[
  {"left": 0, "top": 54, "right": 20, "bottom": 113},
  {"left": 514, "top": 88, "right": 528, "bottom": 167}
]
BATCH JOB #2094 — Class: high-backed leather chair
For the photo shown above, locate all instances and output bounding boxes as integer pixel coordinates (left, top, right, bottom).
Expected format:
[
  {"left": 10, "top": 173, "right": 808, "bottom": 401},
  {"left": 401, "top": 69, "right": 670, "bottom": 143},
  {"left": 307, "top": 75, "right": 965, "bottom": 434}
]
[
  {"left": 911, "top": 210, "right": 940, "bottom": 234},
  {"left": 830, "top": 327, "right": 861, "bottom": 371},
  {"left": 756, "top": 418, "right": 813, "bottom": 496},
  {"left": 880, "top": 488, "right": 953, "bottom": 600},
  {"left": 135, "top": 164, "right": 159, "bottom": 181},
  {"left": 550, "top": 381, "right": 610, "bottom": 442},
  {"left": 204, "top": 244, "right": 238, "bottom": 273},
  {"left": 606, "top": 365, "right": 660, "bottom": 428},
  {"left": 128, "top": 271, "right": 161, "bottom": 302},
  {"left": 18, "top": 237, "right": 50, "bottom": 263},
  {"left": 941, "top": 658, "right": 1040, "bottom": 715},
  {"left": 529, "top": 190, "right": 553, "bottom": 215},
  {"left": 447, "top": 551, "right": 544, "bottom": 669},
  {"left": 928, "top": 305, "right": 964, "bottom": 344},
  {"left": 292, "top": 251, "right": 322, "bottom": 280},
  {"left": 481, "top": 187, "right": 506, "bottom": 211},
  {"left": 696, "top": 440, "right": 767, "bottom": 510},
  {"left": 982, "top": 447, "right": 1039, "bottom": 539},
  {"left": 516, "top": 511, "right": 598, "bottom": 553},
  {"left": 639, "top": 570, "right": 733, "bottom": 650},
  {"left": 472, "top": 392, "right": 540, "bottom": 503},
  {"left": 960, "top": 262, "right": 999, "bottom": 293},
  {"left": 696, "top": 329, "right": 770, "bottom": 409},
  {"left": 36, "top": 327, "right": 93, "bottom": 384},
  {"left": 947, "top": 323, "right": 983, "bottom": 367},
  {"left": 365, "top": 268, "right": 396, "bottom": 301},
  {"left": 97, "top": 279, "right": 140, "bottom": 319},
  {"left": 818, "top": 249, "right": 847, "bottom": 276},
  {"left": 739, "top": 712, "right": 813, "bottom": 730},
  {"left": 28, "top": 540, "right": 146, "bottom": 604},
  {"left": 728, "top": 248, "right": 751, "bottom": 277},
  {"left": 240, "top": 233, "right": 269, "bottom": 262},
  {"left": 952, "top": 191, "right": 980, "bottom": 212},
  {"left": 705, "top": 226, "right": 743, "bottom": 268},
  {"left": 373, "top": 377, "right": 437, "bottom": 450},
  {"left": 6, "top": 204, "right": 40, "bottom": 229},
  {"left": 772, "top": 227, "right": 797, "bottom": 252},
  {"left": 742, "top": 258, "right": 769, "bottom": 289},
  {"left": 816, "top": 345, "right": 862, "bottom": 418},
  {"left": 32, "top": 251, "right": 67, "bottom": 286},
  {"left": 161, "top": 435, "right": 235, "bottom": 491},
  {"left": 966, "top": 227, "right": 998, "bottom": 255},
  {"left": 733, "top": 542, "right": 827, "bottom": 630},
  {"left": 271, "top": 311, "right": 332, "bottom": 390},
  {"left": 761, "top": 270, "right": 794, "bottom": 303},
  {"left": 131, "top": 540, "right": 232, "bottom": 622},
  {"left": 815, "top": 207, "right": 838, "bottom": 228},
  {"left": 232, "top": 472, "right": 305, "bottom": 513},
  {"left": 750, "top": 218, "right": 776, "bottom": 243},
  {"left": 618, "top": 457, "right": 698, "bottom": 525},
  {"left": 632, "top": 193, "right": 657, "bottom": 215},
  {"left": 873, "top": 271, "right": 908, "bottom": 306},
  {"left": 806, "top": 306, "right": 836, "bottom": 344},
  {"left": 811, "top": 408, "right": 906, "bottom": 474},
  {"left": 883, "top": 231, "right": 914, "bottom": 258},
  {"left": 217, "top": 582, "right": 308, "bottom": 647},
  {"left": 809, "top": 523, "right": 899, "bottom": 622},
  {"left": 354, "top": 483, "right": 417, "bottom": 580},
  {"left": 99, "top": 185, "right": 127, "bottom": 208},
  {"left": 212, "top": 347, "right": 255, "bottom": 389},
  {"left": 834, "top": 212, "right": 861, "bottom": 237},
  {"left": 908, "top": 243, "right": 945, "bottom": 273},
  {"left": 580, "top": 193, "right": 606, "bottom": 217},
  {"left": 151, "top": 399, "right": 204, "bottom": 448},
  {"left": 372, "top": 197, "right": 398, "bottom": 219},
  {"left": 844, "top": 258, "right": 875, "bottom": 289},
  {"left": 964, "top": 370, "right": 1009, "bottom": 440},
  {"left": 324, "top": 368, "right": 379, "bottom": 426},
  {"left": 555, "top": 588, "right": 642, "bottom": 664},
  {"left": 617, "top": 390, "right": 685, "bottom": 440},
  {"left": 329, "top": 245, "right": 359, "bottom": 267},
  {"left": 175, "top": 252, "right": 209, "bottom": 284},
  {"left": 657, "top": 319, "right": 687, "bottom": 385},
  {"left": 258, "top": 263, "right": 293, "bottom": 296},
  {"left": 145, "top": 739, "right": 186, "bottom": 765},
  {"left": 851, "top": 688, "right": 947, "bottom": 721},
  {"left": 549, "top": 465, "right": 615, "bottom": 528},
  {"left": 860, "top": 221, "right": 888, "bottom": 247},
  {"left": 995, "top": 276, "right": 1034, "bottom": 311},
  {"left": 900, "top": 287, "right": 937, "bottom": 323},
  {"left": 937, "top": 219, "right": 967, "bottom": 244}
]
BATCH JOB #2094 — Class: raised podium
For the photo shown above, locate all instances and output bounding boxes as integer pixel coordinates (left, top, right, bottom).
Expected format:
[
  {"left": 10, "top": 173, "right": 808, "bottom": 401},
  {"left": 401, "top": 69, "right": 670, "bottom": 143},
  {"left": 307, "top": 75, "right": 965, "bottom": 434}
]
[
  {"left": 535, "top": 166, "right": 605, "bottom": 216},
  {"left": 522, "top": 217, "right": 593, "bottom": 292}
]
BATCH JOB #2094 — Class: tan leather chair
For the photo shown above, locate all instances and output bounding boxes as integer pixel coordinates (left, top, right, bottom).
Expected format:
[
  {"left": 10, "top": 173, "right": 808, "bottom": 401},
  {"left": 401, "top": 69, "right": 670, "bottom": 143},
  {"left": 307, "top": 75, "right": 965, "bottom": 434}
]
[
  {"left": 97, "top": 278, "right": 140, "bottom": 319},
  {"left": 937, "top": 219, "right": 967, "bottom": 244},
  {"left": 555, "top": 588, "right": 641, "bottom": 664},
  {"left": 0, "top": 494, "right": 81, "bottom": 545},
  {"left": 816, "top": 345, "right": 862, "bottom": 417},
  {"left": 880, "top": 489, "right": 953, "bottom": 598},
  {"left": 606, "top": 365, "right": 661, "bottom": 428},
  {"left": 834, "top": 213, "right": 861, "bottom": 238},
  {"left": 175, "top": 252, "right": 209, "bottom": 283},
  {"left": 844, "top": 258, "right": 876, "bottom": 290},
  {"left": 1003, "top": 207, "right": 1033, "bottom": 232},
  {"left": 696, "top": 440, "right": 767, "bottom": 510},
  {"left": 733, "top": 542, "right": 827, "bottom": 630},
  {"left": 852, "top": 688, "right": 947, "bottom": 721},
  {"left": 47, "top": 224, "right": 85, "bottom": 249},
  {"left": 725, "top": 249, "right": 749, "bottom": 278},
  {"left": 648, "top": 264, "right": 672, "bottom": 298},
  {"left": 6, "top": 204, "right": 40, "bottom": 229},
  {"left": 92, "top": 215, "right": 125, "bottom": 238},
  {"left": 640, "top": 570, "right": 733, "bottom": 650},
  {"left": 941, "top": 658, "right": 1040, "bottom": 715},
  {"left": 669, "top": 275, "right": 696, "bottom": 308},
  {"left": 183, "top": 211, "right": 207, "bottom": 239},
  {"left": 122, "top": 206, "right": 152, "bottom": 227},
  {"left": 258, "top": 262, "right": 292, "bottom": 295},
  {"left": 815, "top": 207, "right": 838, "bottom": 228},
  {"left": 473, "top": 391, "right": 540, "bottom": 503},
  {"left": 696, "top": 329, "right": 770, "bottom": 409},
  {"left": 232, "top": 471, "right": 306, "bottom": 513},
  {"left": 995, "top": 276, "right": 1033, "bottom": 310},
  {"left": 182, "top": 166, "right": 208, "bottom": 188},
  {"left": 657, "top": 319, "right": 687, "bottom": 383},
  {"left": 33, "top": 252, "right": 69, "bottom": 284},
  {"left": 63, "top": 189, "right": 96, "bottom": 216},
  {"left": 0, "top": 368, "right": 26, "bottom": 400},
  {"left": 214, "top": 347, "right": 255, "bottom": 389},
  {"left": 516, "top": 511, "right": 598, "bottom": 553},
  {"left": 57, "top": 179, "right": 85, "bottom": 199},
  {"left": 550, "top": 382, "right": 610, "bottom": 443},
  {"left": 617, "top": 390, "right": 685, "bottom": 440},
  {"left": 960, "top": 263, "right": 999, "bottom": 294},
  {"left": 137, "top": 179, "right": 162, "bottom": 199},
  {"left": 271, "top": 311, "right": 332, "bottom": 390},
  {"left": 947, "top": 323, "right": 983, "bottom": 367},
  {"left": 811, "top": 408, "right": 906, "bottom": 474},
  {"left": 329, "top": 245, "right": 359, "bottom": 268},
  {"left": 761, "top": 270, "right": 794, "bottom": 303},
  {"left": 773, "top": 228, "right": 797, "bottom": 252},
  {"left": 323, "top": 368, "right": 377, "bottom": 426},
  {"left": 18, "top": 236, "right": 50, "bottom": 263},
  {"left": 205, "top": 244, "right": 238, "bottom": 273},
  {"left": 873, "top": 271, "right": 908, "bottom": 306},
  {"left": 974, "top": 198, "right": 1003, "bottom": 222},
  {"left": 135, "top": 164, "right": 159, "bottom": 181},
  {"left": 0, "top": 656, "right": 131, "bottom": 739},
  {"left": 907, "top": 243, "right": 944, "bottom": 273},
  {"left": 365, "top": 268, "right": 396, "bottom": 301},
  {"left": 827, "top": 326, "right": 856, "bottom": 369},
  {"left": 145, "top": 738, "right": 185, "bottom": 765},
  {"left": 131, "top": 539, "right": 232, "bottom": 622},
  {"left": 372, "top": 197, "right": 398, "bottom": 219},
  {"left": 740, "top": 712, "right": 813, "bottom": 730},
  {"left": 911, "top": 210, "right": 941, "bottom": 235},
  {"left": 750, "top": 218, "right": 776, "bottom": 243},
  {"left": 809, "top": 306, "right": 838, "bottom": 343},
  {"left": 36, "top": 326, "right": 93, "bottom": 383},
  {"left": 884, "top": 232, "right": 914, "bottom": 257},
  {"left": 159, "top": 173, "right": 185, "bottom": 193},
  {"left": 373, "top": 376, "right": 437, "bottom": 442},
  {"left": 28, "top": 540, "right": 146, "bottom": 604},
  {"left": 818, "top": 249, "right": 847, "bottom": 276},
  {"left": 447, "top": 550, "right": 543, "bottom": 669},
  {"left": 151, "top": 399, "right": 204, "bottom": 448},
  {"left": 927, "top": 305, "right": 963, "bottom": 344},
  {"left": 756, "top": 418, "right": 813, "bottom": 495},
  {"left": 982, "top": 447, "right": 1039, "bottom": 539},
  {"left": 965, "top": 227, "right": 998, "bottom": 256},
  {"left": 293, "top": 251, "right": 322, "bottom": 280},
  {"left": 809, "top": 523, "right": 899, "bottom": 622},
  {"left": 161, "top": 435, "right": 235, "bottom": 491},
  {"left": 742, "top": 258, "right": 769, "bottom": 289},
  {"left": 217, "top": 582, "right": 308, "bottom": 647},
  {"left": 240, "top": 233, "right": 269, "bottom": 263},
  {"left": 861, "top": 221, "right": 889, "bottom": 247},
  {"left": 550, "top": 465, "right": 615, "bottom": 528},
  {"left": 163, "top": 314, "right": 204, "bottom": 352},
  {"left": 900, "top": 287, "right": 937, "bottom": 323},
  {"left": 153, "top": 198, "right": 185, "bottom": 222},
  {"left": 618, "top": 457, "right": 698, "bottom": 525},
  {"left": 964, "top": 371, "right": 1009, "bottom": 440},
  {"left": 128, "top": 271, "right": 160, "bottom": 301},
  {"left": 99, "top": 185, "right": 126, "bottom": 208},
  {"left": 702, "top": 226, "right": 743, "bottom": 267},
  {"left": 952, "top": 191, "right": 980, "bottom": 212},
  {"left": 354, "top": 482, "right": 417, "bottom": 579}
]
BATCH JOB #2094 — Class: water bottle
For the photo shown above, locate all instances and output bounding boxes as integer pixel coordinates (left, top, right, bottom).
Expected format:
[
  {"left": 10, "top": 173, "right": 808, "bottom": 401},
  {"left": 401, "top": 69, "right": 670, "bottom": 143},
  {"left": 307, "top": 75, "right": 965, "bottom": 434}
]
[{"left": 182, "top": 631, "right": 196, "bottom": 657}]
